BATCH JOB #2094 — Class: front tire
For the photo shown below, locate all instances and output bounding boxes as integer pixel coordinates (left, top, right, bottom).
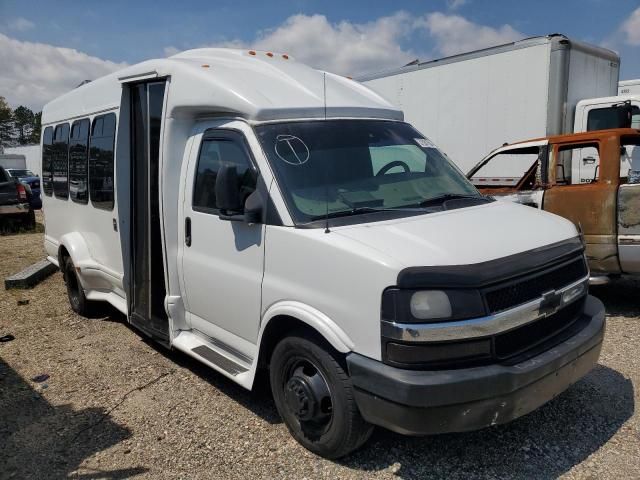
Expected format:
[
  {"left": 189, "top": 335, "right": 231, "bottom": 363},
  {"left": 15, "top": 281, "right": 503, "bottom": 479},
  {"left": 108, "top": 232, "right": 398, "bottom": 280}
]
[{"left": 269, "top": 335, "right": 373, "bottom": 459}]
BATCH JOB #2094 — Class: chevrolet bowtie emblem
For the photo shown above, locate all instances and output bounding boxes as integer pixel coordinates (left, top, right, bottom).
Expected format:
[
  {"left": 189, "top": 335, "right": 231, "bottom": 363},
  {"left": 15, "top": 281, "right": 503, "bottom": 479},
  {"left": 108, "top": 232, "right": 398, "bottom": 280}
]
[{"left": 539, "top": 290, "right": 562, "bottom": 317}]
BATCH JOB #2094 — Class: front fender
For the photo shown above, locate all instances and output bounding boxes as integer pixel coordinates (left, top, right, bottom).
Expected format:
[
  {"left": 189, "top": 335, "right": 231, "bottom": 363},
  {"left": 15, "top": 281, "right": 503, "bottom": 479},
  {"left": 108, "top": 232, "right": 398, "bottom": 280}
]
[{"left": 259, "top": 301, "right": 355, "bottom": 353}]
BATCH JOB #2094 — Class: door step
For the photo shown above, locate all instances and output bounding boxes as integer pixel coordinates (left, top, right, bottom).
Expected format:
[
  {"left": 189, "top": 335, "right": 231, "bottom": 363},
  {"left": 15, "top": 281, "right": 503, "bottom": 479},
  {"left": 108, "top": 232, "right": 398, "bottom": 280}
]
[{"left": 172, "top": 331, "right": 251, "bottom": 377}]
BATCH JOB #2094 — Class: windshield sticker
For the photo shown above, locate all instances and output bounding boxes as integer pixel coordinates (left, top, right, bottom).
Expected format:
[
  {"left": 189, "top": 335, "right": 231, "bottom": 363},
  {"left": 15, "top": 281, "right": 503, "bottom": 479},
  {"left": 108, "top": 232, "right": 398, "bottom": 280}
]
[
  {"left": 275, "top": 134, "right": 310, "bottom": 166},
  {"left": 415, "top": 137, "right": 436, "bottom": 149}
]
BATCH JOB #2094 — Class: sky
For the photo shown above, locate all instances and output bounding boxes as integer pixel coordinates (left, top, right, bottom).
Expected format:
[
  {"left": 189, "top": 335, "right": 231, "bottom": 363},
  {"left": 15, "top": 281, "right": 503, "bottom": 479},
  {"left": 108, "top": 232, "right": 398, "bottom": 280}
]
[{"left": 1, "top": 0, "right": 639, "bottom": 111}]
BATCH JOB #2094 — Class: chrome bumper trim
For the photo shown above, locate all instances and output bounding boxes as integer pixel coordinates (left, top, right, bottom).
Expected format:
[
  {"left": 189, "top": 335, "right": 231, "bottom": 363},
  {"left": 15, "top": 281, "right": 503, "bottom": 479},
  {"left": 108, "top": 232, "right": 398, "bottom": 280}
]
[{"left": 381, "top": 276, "right": 589, "bottom": 342}]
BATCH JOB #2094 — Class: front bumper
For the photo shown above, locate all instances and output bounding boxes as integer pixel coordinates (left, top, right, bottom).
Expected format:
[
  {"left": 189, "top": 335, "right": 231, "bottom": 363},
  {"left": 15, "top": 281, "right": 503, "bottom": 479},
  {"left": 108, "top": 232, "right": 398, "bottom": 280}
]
[{"left": 347, "top": 295, "right": 605, "bottom": 436}]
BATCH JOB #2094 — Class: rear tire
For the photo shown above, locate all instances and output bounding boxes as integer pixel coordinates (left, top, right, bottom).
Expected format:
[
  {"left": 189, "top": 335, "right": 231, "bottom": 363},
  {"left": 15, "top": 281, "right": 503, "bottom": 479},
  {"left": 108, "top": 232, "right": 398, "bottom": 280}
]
[
  {"left": 21, "top": 210, "right": 36, "bottom": 230},
  {"left": 269, "top": 334, "right": 373, "bottom": 459},
  {"left": 63, "top": 257, "right": 95, "bottom": 317}
]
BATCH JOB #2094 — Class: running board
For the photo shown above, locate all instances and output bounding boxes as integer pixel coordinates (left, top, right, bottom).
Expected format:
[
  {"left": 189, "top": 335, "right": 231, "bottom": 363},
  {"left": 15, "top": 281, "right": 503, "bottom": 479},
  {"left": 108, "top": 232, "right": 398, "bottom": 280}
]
[{"left": 172, "top": 331, "right": 251, "bottom": 377}]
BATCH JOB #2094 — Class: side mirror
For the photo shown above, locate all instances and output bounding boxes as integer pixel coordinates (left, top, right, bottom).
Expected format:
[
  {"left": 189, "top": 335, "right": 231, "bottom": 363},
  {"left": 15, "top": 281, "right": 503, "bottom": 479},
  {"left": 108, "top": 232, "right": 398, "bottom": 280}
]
[
  {"left": 215, "top": 164, "right": 243, "bottom": 216},
  {"left": 244, "top": 190, "right": 263, "bottom": 224}
]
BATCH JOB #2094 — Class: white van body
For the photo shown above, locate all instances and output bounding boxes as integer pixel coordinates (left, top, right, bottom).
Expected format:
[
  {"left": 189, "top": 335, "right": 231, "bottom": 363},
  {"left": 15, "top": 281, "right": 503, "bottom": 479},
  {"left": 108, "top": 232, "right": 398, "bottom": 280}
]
[
  {"left": 360, "top": 34, "right": 619, "bottom": 176},
  {"left": 41, "top": 48, "right": 605, "bottom": 458},
  {"left": 3, "top": 145, "right": 41, "bottom": 176}
]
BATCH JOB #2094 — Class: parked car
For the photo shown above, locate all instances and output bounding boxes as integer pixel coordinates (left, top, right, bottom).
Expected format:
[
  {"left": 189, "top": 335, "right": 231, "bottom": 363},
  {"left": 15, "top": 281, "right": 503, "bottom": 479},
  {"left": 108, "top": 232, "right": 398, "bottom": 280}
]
[
  {"left": 0, "top": 165, "right": 36, "bottom": 230},
  {"left": 5, "top": 168, "right": 42, "bottom": 210},
  {"left": 468, "top": 127, "right": 640, "bottom": 283}
]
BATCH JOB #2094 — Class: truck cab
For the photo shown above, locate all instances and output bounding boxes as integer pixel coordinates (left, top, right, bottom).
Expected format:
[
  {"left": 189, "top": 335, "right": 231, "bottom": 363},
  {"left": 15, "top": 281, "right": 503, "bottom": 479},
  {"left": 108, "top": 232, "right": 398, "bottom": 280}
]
[{"left": 469, "top": 128, "right": 640, "bottom": 282}]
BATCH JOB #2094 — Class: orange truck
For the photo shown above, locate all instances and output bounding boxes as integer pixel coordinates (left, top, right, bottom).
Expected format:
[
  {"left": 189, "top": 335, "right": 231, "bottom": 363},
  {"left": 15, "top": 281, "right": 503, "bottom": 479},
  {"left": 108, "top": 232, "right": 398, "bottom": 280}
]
[{"left": 468, "top": 128, "right": 640, "bottom": 283}]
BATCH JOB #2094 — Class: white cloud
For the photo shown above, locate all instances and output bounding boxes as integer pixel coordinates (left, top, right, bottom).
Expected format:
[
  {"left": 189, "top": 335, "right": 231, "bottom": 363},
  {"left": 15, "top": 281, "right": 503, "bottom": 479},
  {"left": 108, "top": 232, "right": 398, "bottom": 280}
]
[
  {"left": 214, "top": 13, "right": 424, "bottom": 76},
  {"left": 211, "top": 12, "right": 523, "bottom": 76},
  {"left": 447, "top": 0, "right": 468, "bottom": 10},
  {"left": 163, "top": 46, "right": 180, "bottom": 57},
  {"left": 422, "top": 12, "right": 523, "bottom": 57},
  {"left": 6, "top": 17, "right": 35, "bottom": 32},
  {"left": 0, "top": 33, "right": 126, "bottom": 110},
  {"left": 620, "top": 7, "right": 640, "bottom": 46}
]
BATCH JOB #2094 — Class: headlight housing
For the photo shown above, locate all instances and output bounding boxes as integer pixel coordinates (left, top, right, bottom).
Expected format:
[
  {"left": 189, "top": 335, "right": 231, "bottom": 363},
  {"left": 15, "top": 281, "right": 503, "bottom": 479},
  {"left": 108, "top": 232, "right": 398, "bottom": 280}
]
[{"left": 382, "top": 288, "right": 486, "bottom": 323}]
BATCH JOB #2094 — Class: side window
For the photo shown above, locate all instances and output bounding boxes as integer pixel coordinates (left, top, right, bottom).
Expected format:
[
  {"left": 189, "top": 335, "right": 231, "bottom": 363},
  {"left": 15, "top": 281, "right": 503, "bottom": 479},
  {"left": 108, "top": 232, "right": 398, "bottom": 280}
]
[
  {"left": 192, "top": 135, "right": 256, "bottom": 212},
  {"left": 0, "top": 168, "right": 7, "bottom": 182},
  {"left": 89, "top": 113, "right": 116, "bottom": 210},
  {"left": 555, "top": 143, "right": 599, "bottom": 185},
  {"left": 587, "top": 106, "right": 640, "bottom": 131},
  {"left": 69, "top": 119, "right": 90, "bottom": 204},
  {"left": 53, "top": 123, "right": 70, "bottom": 199},
  {"left": 470, "top": 146, "right": 542, "bottom": 188},
  {"left": 42, "top": 127, "right": 54, "bottom": 196},
  {"left": 621, "top": 137, "right": 640, "bottom": 183}
]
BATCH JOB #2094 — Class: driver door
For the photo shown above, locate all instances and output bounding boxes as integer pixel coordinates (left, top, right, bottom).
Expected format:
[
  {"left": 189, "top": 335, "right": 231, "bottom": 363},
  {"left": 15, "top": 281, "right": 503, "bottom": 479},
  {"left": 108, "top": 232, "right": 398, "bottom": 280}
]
[
  {"left": 543, "top": 139, "right": 619, "bottom": 274},
  {"left": 180, "top": 124, "right": 265, "bottom": 347}
]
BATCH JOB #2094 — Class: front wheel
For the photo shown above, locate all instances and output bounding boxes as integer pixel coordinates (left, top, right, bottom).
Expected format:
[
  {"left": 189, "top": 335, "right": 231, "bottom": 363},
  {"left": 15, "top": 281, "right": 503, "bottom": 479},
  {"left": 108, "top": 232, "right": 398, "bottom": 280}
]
[{"left": 269, "top": 335, "right": 373, "bottom": 459}]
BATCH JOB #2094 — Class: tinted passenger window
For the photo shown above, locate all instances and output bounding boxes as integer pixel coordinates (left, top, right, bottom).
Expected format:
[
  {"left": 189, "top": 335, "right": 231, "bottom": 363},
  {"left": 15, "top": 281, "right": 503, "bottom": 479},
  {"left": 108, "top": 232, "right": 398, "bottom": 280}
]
[
  {"left": 587, "top": 106, "right": 640, "bottom": 131},
  {"left": 193, "top": 136, "right": 256, "bottom": 212},
  {"left": 89, "top": 113, "right": 116, "bottom": 210},
  {"left": 53, "top": 123, "right": 70, "bottom": 198},
  {"left": 42, "top": 127, "right": 54, "bottom": 196},
  {"left": 69, "top": 119, "right": 90, "bottom": 204}
]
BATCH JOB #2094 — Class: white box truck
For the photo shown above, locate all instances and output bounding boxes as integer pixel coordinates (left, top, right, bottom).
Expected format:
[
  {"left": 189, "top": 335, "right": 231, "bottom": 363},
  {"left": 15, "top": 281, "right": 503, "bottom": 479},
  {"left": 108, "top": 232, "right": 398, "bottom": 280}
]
[
  {"left": 619, "top": 79, "right": 640, "bottom": 95},
  {"left": 0, "top": 153, "right": 27, "bottom": 170},
  {"left": 359, "top": 34, "right": 621, "bottom": 175}
]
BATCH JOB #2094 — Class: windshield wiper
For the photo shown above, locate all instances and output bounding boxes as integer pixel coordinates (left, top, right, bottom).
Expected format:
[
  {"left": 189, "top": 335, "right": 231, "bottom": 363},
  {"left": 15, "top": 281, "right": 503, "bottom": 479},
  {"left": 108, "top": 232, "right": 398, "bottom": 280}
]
[
  {"left": 418, "top": 193, "right": 489, "bottom": 207},
  {"left": 309, "top": 206, "right": 401, "bottom": 221}
]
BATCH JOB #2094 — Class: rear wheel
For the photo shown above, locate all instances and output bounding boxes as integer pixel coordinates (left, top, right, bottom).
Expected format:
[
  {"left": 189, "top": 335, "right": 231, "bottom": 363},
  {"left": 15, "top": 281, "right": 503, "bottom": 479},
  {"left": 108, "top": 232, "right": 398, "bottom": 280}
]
[
  {"left": 63, "top": 256, "right": 95, "bottom": 316},
  {"left": 269, "top": 335, "right": 373, "bottom": 459},
  {"left": 21, "top": 210, "right": 36, "bottom": 230}
]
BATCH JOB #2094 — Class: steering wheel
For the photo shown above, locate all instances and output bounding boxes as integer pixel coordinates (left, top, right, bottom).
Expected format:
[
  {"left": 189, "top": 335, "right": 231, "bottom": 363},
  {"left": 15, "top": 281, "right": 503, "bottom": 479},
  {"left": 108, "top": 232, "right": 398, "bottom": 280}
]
[{"left": 376, "top": 160, "right": 410, "bottom": 176}]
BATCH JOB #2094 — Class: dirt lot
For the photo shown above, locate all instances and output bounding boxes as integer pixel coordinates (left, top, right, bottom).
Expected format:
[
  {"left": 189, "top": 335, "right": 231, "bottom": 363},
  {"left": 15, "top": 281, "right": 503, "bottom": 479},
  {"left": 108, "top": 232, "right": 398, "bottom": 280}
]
[{"left": 1, "top": 216, "right": 639, "bottom": 480}]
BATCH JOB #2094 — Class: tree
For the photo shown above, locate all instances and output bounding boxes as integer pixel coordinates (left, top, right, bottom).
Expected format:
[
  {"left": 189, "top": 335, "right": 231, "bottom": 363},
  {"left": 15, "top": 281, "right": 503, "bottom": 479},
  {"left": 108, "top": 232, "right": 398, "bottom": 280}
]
[
  {"left": 0, "top": 96, "right": 14, "bottom": 148},
  {"left": 13, "top": 106, "right": 35, "bottom": 145},
  {"left": 29, "top": 111, "right": 42, "bottom": 144}
]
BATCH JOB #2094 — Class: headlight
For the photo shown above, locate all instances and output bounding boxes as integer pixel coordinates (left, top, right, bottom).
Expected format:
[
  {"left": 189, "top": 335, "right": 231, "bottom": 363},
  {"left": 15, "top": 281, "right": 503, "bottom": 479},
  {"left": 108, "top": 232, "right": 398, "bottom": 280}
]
[
  {"left": 381, "top": 288, "right": 485, "bottom": 324},
  {"left": 410, "top": 291, "right": 452, "bottom": 320}
]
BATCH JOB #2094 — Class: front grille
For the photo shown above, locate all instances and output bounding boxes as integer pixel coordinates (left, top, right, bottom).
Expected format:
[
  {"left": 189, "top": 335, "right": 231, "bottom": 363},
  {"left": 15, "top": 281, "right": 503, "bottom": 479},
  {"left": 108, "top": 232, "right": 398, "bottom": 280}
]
[
  {"left": 494, "top": 298, "right": 585, "bottom": 359},
  {"left": 484, "top": 256, "right": 587, "bottom": 314}
]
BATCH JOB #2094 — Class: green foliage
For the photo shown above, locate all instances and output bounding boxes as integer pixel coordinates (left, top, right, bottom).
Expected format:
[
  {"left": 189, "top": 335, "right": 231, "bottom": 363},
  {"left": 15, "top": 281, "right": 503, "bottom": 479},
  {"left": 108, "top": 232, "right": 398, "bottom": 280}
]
[{"left": 0, "top": 98, "right": 42, "bottom": 147}]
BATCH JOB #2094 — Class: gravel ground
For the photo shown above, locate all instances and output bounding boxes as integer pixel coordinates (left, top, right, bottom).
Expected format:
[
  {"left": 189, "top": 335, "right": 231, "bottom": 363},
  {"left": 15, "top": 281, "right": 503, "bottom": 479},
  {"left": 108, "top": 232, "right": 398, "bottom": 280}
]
[{"left": 0, "top": 215, "right": 639, "bottom": 479}]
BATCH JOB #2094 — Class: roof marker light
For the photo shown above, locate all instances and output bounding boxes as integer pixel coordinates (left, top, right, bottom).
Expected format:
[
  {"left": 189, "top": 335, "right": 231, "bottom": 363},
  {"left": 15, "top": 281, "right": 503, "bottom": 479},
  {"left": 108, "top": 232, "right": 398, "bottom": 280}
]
[
  {"left": 266, "top": 52, "right": 274, "bottom": 57},
  {"left": 282, "top": 54, "right": 289, "bottom": 60},
  {"left": 248, "top": 50, "right": 256, "bottom": 55},
  {"left": 201, "top": 64, "right": 210, "bottom": 68}
]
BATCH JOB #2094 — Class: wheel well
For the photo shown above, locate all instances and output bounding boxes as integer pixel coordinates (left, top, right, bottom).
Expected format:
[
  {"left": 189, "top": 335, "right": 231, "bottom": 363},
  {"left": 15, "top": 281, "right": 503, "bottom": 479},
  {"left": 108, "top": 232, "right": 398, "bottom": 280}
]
[
  {"left": 58, "top": 245, "right": 70, "bottom": 269},
  {"left": 257, "top": 315, "right": 341, "bottom": 369}
]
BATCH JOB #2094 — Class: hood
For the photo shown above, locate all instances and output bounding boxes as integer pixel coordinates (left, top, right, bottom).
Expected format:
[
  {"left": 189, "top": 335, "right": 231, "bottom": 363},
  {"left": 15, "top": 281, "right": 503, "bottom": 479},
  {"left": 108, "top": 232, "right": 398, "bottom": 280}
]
[{"left": 334, "top": 201, "right": 578, "bottom": 268}]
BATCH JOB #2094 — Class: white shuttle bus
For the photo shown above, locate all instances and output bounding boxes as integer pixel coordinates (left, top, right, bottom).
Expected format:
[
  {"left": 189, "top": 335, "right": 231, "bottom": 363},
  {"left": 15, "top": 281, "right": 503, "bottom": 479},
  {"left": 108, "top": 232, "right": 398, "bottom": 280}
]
[{"left": 41, "top": 49, "right": 605, "bottom": 458}]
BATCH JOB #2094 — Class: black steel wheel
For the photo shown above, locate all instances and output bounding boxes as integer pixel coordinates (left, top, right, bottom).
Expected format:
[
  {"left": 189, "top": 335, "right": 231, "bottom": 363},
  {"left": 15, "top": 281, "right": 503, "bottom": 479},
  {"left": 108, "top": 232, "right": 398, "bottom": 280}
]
[{"left": 270, "top": 334, "right": 373, "bottom": 458}]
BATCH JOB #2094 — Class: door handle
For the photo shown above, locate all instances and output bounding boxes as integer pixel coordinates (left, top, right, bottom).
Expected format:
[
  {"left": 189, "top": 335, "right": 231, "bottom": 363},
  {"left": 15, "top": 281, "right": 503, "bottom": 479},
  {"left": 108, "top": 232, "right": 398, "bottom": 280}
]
[
  {"left": 185, "top": 217, "right": 192, "bottom": 247},
  {"left": 583, "top": 156, "right": 596, "bottom": 165}
]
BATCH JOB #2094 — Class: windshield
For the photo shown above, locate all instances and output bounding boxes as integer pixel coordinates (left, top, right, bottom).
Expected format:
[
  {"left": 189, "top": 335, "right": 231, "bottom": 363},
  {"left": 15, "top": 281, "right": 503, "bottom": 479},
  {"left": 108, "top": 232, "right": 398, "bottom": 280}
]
[
  {"left": 255, "top": 120, "right": 480, "bottom": 225},
  {"left": 7, "top": 169, "right": 35, "bottom": 177}
]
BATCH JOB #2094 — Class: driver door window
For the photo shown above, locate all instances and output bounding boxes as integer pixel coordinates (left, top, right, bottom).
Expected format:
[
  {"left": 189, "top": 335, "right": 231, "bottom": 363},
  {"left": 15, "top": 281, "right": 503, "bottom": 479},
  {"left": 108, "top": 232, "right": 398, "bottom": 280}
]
[
  {"left": 554, "top": 144, "right": 600, "bottom": 185},
  {"left": 193, "top": 136, "right": 256, "bottom": 214}
]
